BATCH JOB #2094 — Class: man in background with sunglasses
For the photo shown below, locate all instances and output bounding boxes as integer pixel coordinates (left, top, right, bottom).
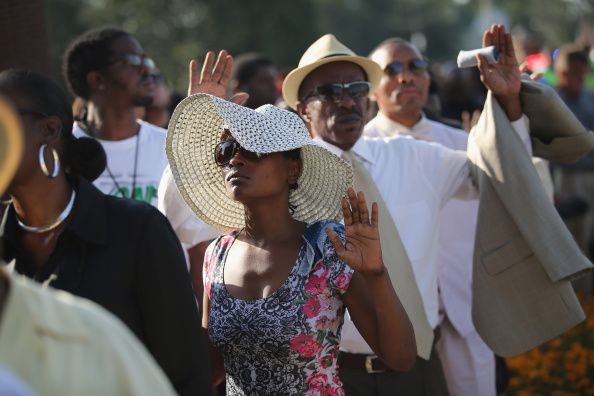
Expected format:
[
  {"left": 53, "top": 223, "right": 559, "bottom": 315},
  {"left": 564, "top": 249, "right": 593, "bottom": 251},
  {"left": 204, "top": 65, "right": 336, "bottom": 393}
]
[
  {"left": 365, "top": 38, "right": 496, "bottom": 396},
  {"left": 283, "top": 27, "right": 536, "bottom": 396},
  {"left": 64, "top": 27, "right": 166, "bottom": 207}
]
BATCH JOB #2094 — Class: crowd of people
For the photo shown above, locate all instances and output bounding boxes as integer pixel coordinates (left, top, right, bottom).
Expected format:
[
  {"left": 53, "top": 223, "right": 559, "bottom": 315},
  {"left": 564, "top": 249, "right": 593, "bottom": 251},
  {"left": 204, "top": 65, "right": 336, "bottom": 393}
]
[{"left": 0, "top": 22, "right": 593, "bottom": 396}]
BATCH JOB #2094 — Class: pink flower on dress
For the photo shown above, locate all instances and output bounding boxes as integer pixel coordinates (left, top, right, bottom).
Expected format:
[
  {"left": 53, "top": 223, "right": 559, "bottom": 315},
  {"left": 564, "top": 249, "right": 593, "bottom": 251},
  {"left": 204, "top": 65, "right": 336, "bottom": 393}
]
[
  {"left": 312, "top": 260, "right": 330, "bottom": 278},
  {"left": 306, "top": 373, "right": 328, "bottom": 392},
  {"left": 303, "top": 297, "right": 321, "bottom": 318},
  {"left": 319, "top": 295, "right": 342, "bottom": 319},
  {"left": 332, "top": 374, "right": 342, "bottom": 387},
  {"left": 313, "top": 260, "right": 328, "bottom": 275},
  {"left": 323, "top": 387, "right": 343, "bottom": 396},
  {"left": 290, "top": 334, "right": 323, "bottom": 358},
  {"left": 315, "top": 316, "right": 335, "bottom": 330},
  {"left": 334, "top": 272, "right": 351, "bottom": 293},
  {"left": 318, "top": 354, "right": 333, "bottom": 369},
  {"left": 305, "top": 274, "right": 328, "bottom": 295}
]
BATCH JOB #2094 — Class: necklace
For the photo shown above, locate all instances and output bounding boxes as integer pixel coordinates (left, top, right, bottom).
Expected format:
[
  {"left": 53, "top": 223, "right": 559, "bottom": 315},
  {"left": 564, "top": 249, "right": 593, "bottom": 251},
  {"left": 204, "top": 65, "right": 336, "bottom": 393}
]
[{"left": 16, "top": 190, "right": 77, "bottom": 233}]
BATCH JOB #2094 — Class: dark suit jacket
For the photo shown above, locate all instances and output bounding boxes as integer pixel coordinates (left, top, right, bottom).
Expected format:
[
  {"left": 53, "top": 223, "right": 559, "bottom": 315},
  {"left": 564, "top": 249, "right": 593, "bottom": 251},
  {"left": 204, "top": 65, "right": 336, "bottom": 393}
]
[{"left": 1, "top": 177, "right": 213, "bottom": 396}]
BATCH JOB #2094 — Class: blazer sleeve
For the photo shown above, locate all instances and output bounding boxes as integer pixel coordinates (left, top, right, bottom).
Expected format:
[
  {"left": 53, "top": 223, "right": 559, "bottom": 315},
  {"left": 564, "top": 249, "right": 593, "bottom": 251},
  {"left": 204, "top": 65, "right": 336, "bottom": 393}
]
[
  {"left": 519, "top": 77, "right": 594, "bottom": 163},
  {"left": 134, "top": 208, "right": 213, "bottom": 396}
]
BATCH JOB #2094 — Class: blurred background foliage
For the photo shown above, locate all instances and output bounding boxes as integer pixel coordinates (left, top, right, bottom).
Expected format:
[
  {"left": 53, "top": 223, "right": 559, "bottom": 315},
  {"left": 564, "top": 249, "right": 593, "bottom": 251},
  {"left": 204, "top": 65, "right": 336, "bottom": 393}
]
[{"left": 44, "top": 0, "right": 594, "bottom": 92}]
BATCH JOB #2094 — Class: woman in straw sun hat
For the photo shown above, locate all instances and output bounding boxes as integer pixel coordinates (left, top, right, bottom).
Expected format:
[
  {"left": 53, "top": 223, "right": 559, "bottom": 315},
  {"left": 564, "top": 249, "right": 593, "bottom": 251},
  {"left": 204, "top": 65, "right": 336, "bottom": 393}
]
[{"left": 167, "top": 51, "right": 416, "bottom": 395}]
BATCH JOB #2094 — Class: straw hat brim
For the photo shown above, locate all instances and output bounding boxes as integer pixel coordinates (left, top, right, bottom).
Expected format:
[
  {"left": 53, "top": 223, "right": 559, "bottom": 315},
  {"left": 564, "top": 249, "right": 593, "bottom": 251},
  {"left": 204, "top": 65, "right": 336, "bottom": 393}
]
[
  {"left": 282, "top": 55, "right": 383, "bottom": 110},
  {"left": 166, "top": 94, "right": 353, "bottom": 232},
  {"left": 0, "top": 97, "right": 23, "bottom": 196}
]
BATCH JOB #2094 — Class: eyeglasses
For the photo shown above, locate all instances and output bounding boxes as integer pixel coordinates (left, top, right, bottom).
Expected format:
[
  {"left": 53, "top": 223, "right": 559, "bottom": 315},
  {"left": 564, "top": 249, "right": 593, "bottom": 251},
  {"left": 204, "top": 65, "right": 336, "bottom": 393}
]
[
  {"left": 302, "top": 81, "right": 371, "bottom": 103},
  {"left": 17, "top": 108, "right": 49, "bottom": 118},
  {"left": 214, "top": 140, "right": 265, "bottom": 167},
  {"left": 383, "top": 59, "right": 429, "bottom": 76},
  {"left": 109, "top": 53, "right": 156, "bottom": 70}
]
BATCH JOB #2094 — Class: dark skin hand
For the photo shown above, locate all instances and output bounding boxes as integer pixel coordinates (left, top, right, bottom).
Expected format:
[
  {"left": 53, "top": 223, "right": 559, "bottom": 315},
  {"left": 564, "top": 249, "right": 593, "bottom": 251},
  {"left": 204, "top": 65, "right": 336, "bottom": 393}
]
[
  {"left": 327, "top": 189, "right": 416, "bottom": 370},
  {"left": 477, "top": 24, "right": 522, "bottom": 121}
]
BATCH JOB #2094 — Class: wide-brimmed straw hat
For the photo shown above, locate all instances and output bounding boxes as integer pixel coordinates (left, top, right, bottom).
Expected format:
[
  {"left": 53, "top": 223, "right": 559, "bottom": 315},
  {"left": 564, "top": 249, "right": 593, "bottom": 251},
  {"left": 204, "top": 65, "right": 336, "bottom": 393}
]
[
  {"left": 282, "top": 33, "right": 383, "bottom": 110},
  {"left": 0, "top": 96, "right": 23, "bottom": 195},
  {"left": 166, "top": 93, "right": 353, "bottom": 232}
]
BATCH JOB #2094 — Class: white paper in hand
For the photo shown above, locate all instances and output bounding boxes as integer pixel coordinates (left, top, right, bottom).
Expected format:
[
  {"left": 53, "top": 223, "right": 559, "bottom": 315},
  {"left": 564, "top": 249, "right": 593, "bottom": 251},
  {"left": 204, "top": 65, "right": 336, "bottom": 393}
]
[{"left": 457, "top": 45, "right": 499, "bottom": 68}]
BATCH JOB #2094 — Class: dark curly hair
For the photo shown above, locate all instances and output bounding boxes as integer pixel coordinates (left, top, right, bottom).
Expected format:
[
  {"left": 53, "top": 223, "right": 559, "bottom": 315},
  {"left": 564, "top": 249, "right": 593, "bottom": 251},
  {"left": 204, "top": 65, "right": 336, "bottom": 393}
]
[
  {"left": 0, "top": 69, "right": 106, "bottom": 181},
  {"left": 63, "top": 27, "right": 131, "bottom": 100}
]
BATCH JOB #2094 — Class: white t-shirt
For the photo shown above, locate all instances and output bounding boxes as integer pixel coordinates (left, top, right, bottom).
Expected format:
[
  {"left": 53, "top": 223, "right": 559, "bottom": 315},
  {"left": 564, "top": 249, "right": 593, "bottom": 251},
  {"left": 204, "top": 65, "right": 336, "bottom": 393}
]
[
  {"left": 73, "top": 121, "right": 168, "bottom": 207},
  {"left": 158, "top": 166, "right": 222, "bottom": 258}
]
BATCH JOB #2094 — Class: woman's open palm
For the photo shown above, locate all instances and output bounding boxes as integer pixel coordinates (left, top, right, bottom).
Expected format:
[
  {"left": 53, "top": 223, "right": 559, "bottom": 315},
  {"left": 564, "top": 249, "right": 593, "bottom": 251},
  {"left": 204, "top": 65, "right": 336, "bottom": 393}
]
[{"left": 326, "top": 188, "right": 384, "bottom": 275}]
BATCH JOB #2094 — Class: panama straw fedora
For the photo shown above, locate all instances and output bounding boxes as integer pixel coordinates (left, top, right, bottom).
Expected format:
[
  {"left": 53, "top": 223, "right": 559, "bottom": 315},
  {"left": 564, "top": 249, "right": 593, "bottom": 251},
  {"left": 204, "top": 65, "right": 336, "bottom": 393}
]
[
  {"left": 0, "top": 96, "right": 23, "bottom": 195},
  {"left": 166, "top": 93, "right": 353, "bottom": 232},
  {"left": 282, "top": 34, "right": 383, "bottom": 110}
]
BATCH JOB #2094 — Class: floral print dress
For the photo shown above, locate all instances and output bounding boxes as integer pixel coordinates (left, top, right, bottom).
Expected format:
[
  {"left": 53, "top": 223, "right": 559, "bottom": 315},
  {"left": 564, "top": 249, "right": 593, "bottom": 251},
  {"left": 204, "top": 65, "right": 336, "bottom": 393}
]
[{"left": 204, "top": 221, "right": 354, "bottom": 395}]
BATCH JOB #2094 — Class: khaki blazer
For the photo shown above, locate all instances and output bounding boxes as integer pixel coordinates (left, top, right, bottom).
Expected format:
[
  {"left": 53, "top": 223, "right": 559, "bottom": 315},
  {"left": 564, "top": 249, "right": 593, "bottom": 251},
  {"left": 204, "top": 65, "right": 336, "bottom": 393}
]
[{"left": 468, "top": 78, "right": 594, "bottom": 357}]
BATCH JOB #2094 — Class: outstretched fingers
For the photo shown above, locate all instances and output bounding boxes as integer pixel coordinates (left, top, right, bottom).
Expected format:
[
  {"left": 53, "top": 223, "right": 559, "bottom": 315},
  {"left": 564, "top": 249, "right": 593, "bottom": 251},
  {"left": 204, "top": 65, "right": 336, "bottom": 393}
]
[
  {"left": 200, "top": 51, "right": 215, "bottom": 83},
  {"left": 230, "top": 92, "right": 250, "bottom": 105},
  {"left": 356, "top": 191, "right": 370, "bottom": 224},
  {"left": 211, "top": 50, "right": 229, "bottom": 83},
  {"left": 220, "top": 54, "right": 234, "bottom": 85},
  {"left": 491, "top": 24, "right": 499, "bottom": 50},
  {"left": 371, "top": 202, "right": 379, "bottom": 228},
  {"left": 325, "top": 228, "right": 346, "bottom": 258},
  {"left": 341, "top": 196, "right": 353, "bottom": 226},
  {"left": 187, "top": 59, "right": 199, "bottom": 96},
  {"left": 482, "top": 28, "right": 491, "bottom": 48},
  {"left": 504, "top": 31, "right": 516, "bottom": 61},
  {"left": 347, "top": 188, "right": 361, "bottom": 223}
]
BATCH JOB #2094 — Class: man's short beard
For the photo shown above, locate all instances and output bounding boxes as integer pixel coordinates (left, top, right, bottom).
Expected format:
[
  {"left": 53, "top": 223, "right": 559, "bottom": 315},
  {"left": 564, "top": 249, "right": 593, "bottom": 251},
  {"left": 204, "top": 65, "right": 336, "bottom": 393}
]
[{"left": 133, "top": 95, "right": 154, "bottom": 107}]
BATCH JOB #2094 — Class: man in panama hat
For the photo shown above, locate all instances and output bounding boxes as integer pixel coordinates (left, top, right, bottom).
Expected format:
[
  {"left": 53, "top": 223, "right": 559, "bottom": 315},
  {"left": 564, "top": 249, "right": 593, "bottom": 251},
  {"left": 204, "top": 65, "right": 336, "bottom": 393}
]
[{"left": 283, "top": 25, "right": 593, "bottom": 395}]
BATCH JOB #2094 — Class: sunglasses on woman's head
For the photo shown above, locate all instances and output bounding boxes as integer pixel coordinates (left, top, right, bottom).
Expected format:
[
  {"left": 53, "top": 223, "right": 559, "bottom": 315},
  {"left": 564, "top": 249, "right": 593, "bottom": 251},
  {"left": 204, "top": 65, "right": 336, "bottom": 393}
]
[
  {"left": 214, "top": 140, "right": 265, "bottom": 166},
  {"left": 301, "top": 81, "right": 371, "bottom": 103},
  {"left": 383, "top": 59, "right": 429, "bottom": 76}
]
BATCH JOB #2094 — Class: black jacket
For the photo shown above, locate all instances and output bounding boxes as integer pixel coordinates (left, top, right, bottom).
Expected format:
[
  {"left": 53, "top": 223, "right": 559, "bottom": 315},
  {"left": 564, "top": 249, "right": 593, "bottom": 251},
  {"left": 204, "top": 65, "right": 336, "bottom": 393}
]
[{"left": 1, "top": 177, "right": 212, "bottom": 396}]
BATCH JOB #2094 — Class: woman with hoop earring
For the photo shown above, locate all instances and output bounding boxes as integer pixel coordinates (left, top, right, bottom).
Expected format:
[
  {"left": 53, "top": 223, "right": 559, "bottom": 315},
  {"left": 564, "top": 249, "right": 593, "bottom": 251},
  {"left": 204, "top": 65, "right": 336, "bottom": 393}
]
[{"left": 0, "top": 70, "right": 213, "bottom": 396}]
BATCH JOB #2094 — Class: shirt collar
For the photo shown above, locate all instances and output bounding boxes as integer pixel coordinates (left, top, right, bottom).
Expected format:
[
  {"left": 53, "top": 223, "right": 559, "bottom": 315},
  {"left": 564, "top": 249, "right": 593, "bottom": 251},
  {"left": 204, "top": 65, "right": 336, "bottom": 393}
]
[
  {"left": 0, "top": 267, "right": 91, "bottom": 341},
  {"left": 312, "top": 136, "right": 375, "bottom": 165},
  {"left": 0, "top": 176, "right": 109, "bottom": 250},
  {"left": 373, "top": 111, "right": 433, "bottom": 141}
]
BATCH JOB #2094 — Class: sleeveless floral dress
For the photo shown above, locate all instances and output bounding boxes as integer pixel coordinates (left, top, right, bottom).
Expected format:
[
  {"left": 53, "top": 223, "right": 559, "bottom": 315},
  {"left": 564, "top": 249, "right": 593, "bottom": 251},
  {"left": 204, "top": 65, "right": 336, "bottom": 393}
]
[{"left": 204, "top": 221, "right": 354, "bottom": 395}]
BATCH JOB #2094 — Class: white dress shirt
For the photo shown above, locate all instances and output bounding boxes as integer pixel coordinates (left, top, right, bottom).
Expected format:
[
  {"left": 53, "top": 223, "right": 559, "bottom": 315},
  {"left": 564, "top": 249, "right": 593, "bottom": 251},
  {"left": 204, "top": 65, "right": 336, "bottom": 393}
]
[
  {"left": 315, "top": 111, "right": 530, "bottom": 355},
  {"left": 366, "top": 113, "right": 479, "bottom": 337}
]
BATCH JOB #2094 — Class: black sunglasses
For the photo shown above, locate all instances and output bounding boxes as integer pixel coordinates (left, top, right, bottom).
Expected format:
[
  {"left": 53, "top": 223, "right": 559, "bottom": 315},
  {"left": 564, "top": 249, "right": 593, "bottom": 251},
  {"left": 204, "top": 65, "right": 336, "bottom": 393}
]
[
  {"left": 214, "top": 140, "right": 265, "bottom": 167},
  {"left": 384, "top": 59, "right": 429, "bottom": 76},
  {"left": 109, "top": 53, "right": 156, "bottom": 70},
  {"left": 302, "top": 81, "right": 371, "bottom": 102}
]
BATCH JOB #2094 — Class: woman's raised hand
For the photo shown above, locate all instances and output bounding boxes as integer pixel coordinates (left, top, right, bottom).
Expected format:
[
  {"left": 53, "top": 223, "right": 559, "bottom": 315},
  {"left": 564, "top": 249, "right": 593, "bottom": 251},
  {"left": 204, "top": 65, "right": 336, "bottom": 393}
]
[
  {"left": 187, "top": 50, "right": 249, "bottom": 104},
  {"left": 326, "top": 188, "right": 385, "bottom": 276}
]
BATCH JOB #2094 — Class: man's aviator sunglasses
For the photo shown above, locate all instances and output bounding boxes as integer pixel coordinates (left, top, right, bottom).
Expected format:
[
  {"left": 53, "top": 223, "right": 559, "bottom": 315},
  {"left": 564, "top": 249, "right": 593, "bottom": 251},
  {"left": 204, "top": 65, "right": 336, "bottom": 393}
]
[
  {"left": 214, "top": 140, "right": 265, "bottom": 167},
  {"left": 301, "top": 81, "right": 371, "bottom": 102},
  {"left": 383, "top": 59, "right": 429, "bottom": 76},
  {"left": 109, "top": 54, "right": 156, "bottom": 70}
]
